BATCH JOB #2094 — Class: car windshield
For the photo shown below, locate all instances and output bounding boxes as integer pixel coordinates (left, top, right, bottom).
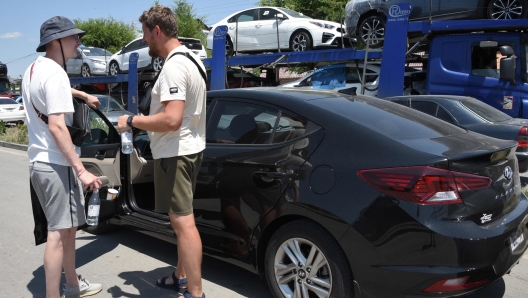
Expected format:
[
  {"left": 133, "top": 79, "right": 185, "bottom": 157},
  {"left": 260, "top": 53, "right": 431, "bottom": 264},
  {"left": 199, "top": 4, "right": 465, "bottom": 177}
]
[
  {"left": 461, "top": 99, "right": 512, "bottom": 122},
  {"left": 228, "top": 68, "right": 260, "bottom": 78},
  {"left": 280, "top": 8, "right": 312, "bottom": 19},
  {"left": 96, "top": 95, "right": 125, "bottom": 112},
  {"left": 82, "top": 48, "right": 112, "bottom": 56},
  {"left": 0, "top": 98, "right": 16, "bottom": 104}
]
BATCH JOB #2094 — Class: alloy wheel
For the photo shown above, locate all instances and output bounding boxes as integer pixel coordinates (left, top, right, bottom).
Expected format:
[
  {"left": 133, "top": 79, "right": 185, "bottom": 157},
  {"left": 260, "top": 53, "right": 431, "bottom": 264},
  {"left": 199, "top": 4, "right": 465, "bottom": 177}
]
[
  {"left": 109, "top": 62, "right": 119, "bottom": 75},
  {"left": 153, "top": 57, "right": 164, "bottom": 72},
  {"left": 361, "top": 17, "right": 385, "bottom": 47},
  {"left": 291, "top": 33, "right": 308, "bottom": 52},
  {"left": 273, "top": 237, "right": 332, "bottom": 297},
  {"left": 81, "top": 64, "right": 90, "bottom": 77},
  {"left": 489, "top": 0, "right": 525, "bottom": 19}
]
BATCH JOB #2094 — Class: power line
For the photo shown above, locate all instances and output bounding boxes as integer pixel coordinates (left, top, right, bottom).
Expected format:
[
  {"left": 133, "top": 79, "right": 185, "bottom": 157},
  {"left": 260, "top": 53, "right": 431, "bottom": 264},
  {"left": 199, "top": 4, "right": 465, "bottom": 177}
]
[{"left": 5, "top": 53, "right": 39, "bottom": 64}]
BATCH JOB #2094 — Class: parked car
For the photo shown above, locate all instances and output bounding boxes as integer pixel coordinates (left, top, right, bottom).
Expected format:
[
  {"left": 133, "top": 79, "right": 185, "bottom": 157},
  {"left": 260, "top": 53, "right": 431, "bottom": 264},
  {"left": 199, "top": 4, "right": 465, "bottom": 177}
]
[
  {"left": 0, "top": 97, "right": 25, "bottom": 124},
  {"left": 38, "top": 88, "right": 528, "bottom": 298},
  {"left": 278, "top": 63, "right": 424, "bottom": 96},
  {"left": 207, "top": 7, "right": 347, "bottom": 55},
  {"left": 91, "top": 94, "right": 133, "bottom": 127},
  {"left": 66, "top": 45, "right": 113, "bottom": 77},
  {"left": 0, "top": 77, "right": 12, "bottom": 98},
  {"left": 206, "top": 67, "right": 273, "bottom": 90},
  {"left": 386, "top": 95, "right": 528, "bottom": 172},
  {"left": 345, "top": 0, "right": 528, "bottom": 47},
  {"left": 108, "top": 37, "right": 207, "bottom": 75}
]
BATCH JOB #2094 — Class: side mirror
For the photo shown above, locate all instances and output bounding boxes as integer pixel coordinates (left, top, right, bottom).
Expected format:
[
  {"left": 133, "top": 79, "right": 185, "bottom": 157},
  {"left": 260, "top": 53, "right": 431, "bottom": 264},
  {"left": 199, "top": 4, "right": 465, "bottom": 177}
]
[
  {"left": 499, "top": 45, "right": 516, "bottom": 84},
  {"left": 275, "top": 13, "right": 288, "bottom": 20}
]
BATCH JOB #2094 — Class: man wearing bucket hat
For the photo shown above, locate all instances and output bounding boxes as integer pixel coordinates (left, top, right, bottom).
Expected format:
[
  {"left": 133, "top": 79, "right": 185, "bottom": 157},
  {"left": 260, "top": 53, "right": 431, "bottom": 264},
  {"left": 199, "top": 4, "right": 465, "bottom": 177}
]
[{"left": 22, "top": 16, "right": 103, "bottom": 298}]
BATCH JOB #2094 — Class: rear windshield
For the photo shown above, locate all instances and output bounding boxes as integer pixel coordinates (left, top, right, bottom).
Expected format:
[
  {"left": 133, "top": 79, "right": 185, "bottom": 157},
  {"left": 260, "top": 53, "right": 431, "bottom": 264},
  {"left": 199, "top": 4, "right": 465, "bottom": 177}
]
[
  {"left": 0, "top": 98, "right": 16, "bottom": 104},
  {"left": 461, "top": 99, "right": 512, "bottom": 122},
  {"left": 318, "top": 95, "right": 467, "bottom": 140}
]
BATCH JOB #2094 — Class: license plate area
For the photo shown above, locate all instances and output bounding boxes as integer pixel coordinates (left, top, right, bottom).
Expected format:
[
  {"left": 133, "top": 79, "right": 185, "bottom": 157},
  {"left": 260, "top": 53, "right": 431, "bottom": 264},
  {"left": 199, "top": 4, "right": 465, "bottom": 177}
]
[{"left": 510, "top": 229, "right": 525, "bottom": 252}]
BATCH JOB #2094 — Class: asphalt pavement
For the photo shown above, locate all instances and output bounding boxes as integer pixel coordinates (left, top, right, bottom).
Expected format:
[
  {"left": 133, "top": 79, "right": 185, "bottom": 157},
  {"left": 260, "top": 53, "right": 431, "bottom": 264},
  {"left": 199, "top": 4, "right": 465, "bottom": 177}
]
[{"left": 0, "top": 146, "right": 527, "bottom": 298}]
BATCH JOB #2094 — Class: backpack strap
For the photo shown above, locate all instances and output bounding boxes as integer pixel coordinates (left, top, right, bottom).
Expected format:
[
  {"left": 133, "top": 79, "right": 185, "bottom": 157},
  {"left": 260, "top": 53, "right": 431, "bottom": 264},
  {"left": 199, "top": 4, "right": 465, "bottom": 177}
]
[{"left": 151, "top": 51, "right": 207, "bottom": 85}]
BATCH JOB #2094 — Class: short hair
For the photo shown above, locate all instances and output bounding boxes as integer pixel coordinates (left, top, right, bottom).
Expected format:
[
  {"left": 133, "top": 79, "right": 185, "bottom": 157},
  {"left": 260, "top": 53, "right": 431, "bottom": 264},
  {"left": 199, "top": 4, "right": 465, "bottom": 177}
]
[{"left": 139, "top": 5, "right": 178, "bottom": 38}]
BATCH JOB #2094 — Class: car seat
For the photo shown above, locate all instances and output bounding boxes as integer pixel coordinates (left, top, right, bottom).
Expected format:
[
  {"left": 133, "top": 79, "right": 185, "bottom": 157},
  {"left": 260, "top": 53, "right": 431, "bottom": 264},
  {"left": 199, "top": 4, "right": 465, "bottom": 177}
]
[{"left": 229, "top": 114, "right": 260, "bottom": 144}]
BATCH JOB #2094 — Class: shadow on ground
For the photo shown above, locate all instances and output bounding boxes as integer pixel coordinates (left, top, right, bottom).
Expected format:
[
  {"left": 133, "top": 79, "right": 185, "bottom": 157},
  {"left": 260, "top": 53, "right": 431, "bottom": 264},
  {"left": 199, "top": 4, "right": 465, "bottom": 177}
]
[{"left": 27, "top": 227, "right": 271, "bottom": 298}]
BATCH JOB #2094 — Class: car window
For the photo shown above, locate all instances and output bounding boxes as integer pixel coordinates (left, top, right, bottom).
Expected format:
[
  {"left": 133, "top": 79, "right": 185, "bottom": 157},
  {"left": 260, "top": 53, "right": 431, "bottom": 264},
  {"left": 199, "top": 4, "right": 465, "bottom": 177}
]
[
  {"left": 259, "top": 8, "right": 279, "bottom": 20},
  {"left": 0, "top": 81, "right": 10, "bottom": 94},
  {"left": 97, "top": 96, "right": 125, "bottom": 111},
  {"left": 207, "top": 101, "right": 279, "bottom": 145},
  {"left": 461, "top": 99, "right": 512, "bottom": 122},
  {"left": 346, "top": 67, "right": 377, "bottom": 84},
  {"left": 436, "top": 107, "right": 454, "bottom": 123},
  {"left": 83, "top": 111, "right": 110, "bottom": 146},
  {"left": 82, "top": 47, "right": 112, "bottom": 56},
  {"left": 231, "top": 9, "right": 256, "bottom": 23},
  {"left": 280, "top": 8, "right": 311, "bottom": 19},
  {"left": 272, "top": 113, "right": 308, "bottom": 144},
  {"left": 410, "top": 101, "right": 437, "bottom": 116},
  {"left": 470, "top": 43, "right": 514, "bottom": 79},
  {"left": 0, "top": 98, "right": 16, "bottom": 104},
  {"left": 126, "top": 40, "right": 145, "bottom": 52}
]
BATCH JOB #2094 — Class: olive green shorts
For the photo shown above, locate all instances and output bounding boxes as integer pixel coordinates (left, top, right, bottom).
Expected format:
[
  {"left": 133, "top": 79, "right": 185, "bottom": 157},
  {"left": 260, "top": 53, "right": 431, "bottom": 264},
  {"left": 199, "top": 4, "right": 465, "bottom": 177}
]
[{"left": 154, "top": 152, "right": 203, "bottom": 215}]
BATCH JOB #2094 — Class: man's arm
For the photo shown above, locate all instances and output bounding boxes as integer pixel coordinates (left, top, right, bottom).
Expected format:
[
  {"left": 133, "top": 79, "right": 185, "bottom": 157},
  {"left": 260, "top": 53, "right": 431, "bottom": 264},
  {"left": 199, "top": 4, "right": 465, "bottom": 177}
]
[
  {"left": 71, "top": 88, "right": 101, "bottom": 109},
  {"left": 48, "top": 113, "right": 102, "bottom": 190},
  {"left": 117, "top": 100, "right": 185, "bottom": 133}
]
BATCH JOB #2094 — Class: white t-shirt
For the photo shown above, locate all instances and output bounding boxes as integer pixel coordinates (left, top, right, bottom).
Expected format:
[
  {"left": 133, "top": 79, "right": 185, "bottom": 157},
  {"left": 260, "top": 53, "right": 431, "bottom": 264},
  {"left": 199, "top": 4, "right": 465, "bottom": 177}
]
[
  {"left": 22, "top": 56, "right": 79, "bottom": 166},
  {"left": 149, "top": 46, "right": 206, "bottom": 159}
]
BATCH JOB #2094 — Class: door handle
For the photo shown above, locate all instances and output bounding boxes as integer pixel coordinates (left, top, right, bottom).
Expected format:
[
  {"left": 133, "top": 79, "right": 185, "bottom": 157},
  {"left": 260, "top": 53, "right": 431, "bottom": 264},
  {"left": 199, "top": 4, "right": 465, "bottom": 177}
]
[
  {"left": 255, "top": 24, "right": 262, "bottom": 28},
  {"left": 229, "top": 26, "right": 235, "bottom": 30},
  {"left": 95, "top": 150, "right": 105, "bottom": 160}
]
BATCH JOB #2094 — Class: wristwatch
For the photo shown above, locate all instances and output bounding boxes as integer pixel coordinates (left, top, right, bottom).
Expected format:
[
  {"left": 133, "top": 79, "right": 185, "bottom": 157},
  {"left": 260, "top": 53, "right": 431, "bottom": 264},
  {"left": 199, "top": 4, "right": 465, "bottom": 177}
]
[{"left": 126, "top": 115, "right": 135, "bottom": 128}]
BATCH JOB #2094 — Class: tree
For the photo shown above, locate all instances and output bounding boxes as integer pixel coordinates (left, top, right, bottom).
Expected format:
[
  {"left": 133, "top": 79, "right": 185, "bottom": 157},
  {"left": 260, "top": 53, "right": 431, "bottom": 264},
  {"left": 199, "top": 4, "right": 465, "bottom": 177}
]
[
  {"left": 73, "top": 17, "right": 137, "bottom": 54},
  {"left": 257, "top": 0, "right": 348, "bottom": 23},
  {"left": 172, "top": 0, "right": 208, "bottom": 43}
]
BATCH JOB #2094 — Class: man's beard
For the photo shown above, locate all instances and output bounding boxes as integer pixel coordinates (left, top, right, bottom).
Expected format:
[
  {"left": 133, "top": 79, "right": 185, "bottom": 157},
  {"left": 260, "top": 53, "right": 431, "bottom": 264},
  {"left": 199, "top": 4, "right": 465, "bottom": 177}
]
[{"left": 148, "top": 48, "right": 160, "bottom": 58}]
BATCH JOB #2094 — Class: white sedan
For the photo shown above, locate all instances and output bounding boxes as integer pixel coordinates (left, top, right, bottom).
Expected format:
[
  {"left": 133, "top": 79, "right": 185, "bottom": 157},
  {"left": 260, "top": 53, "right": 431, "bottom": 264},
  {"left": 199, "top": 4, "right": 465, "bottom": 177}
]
[
  {"left": 0, "top": 97, "right": 25, "bottom": 124},
  {"left": 207, "top": 7, "right": 347, "bottom": 55}
]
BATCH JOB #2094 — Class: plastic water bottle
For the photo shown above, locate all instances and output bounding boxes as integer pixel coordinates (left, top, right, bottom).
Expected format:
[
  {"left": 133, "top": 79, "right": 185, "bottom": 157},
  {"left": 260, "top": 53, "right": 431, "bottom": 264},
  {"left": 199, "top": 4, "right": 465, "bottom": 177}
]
[
  {"left": 121, "top": 130, "right": 133, "bottom": 154},
  {"left": 86, "top": 190, "right": 100, "bottom": 226}
]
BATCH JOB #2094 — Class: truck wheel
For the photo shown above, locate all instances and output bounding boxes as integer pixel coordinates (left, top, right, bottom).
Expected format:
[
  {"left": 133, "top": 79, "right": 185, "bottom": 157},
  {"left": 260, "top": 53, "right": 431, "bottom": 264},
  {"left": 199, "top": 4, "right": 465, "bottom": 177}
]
[
  {"left": 81, "top": 64, "right": 91, "bottom": 77},
  {"left": 289, "top": 30, "right": 312, "bottom": 52},
  {"left": 109, "top": 61, "right": 120, "bottom": 75},
  {"left": 152, "top": 56, "right": 164, "bottom": 72},
  {"left": 265, "top": 219, "right": 353, "bottom": 298},
  {"left": 359, "top": 15, "right": 385, "bottom": 48},
  {"left": 487, "top": 0, "right": 527, "bottom": 19}
]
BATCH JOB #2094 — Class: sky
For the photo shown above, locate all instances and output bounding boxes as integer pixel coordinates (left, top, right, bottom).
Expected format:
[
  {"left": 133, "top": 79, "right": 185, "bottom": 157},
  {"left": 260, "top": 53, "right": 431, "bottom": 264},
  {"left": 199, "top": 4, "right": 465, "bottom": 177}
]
[{"left": 0, "top": 0, "right": 256, "bottom": 79}]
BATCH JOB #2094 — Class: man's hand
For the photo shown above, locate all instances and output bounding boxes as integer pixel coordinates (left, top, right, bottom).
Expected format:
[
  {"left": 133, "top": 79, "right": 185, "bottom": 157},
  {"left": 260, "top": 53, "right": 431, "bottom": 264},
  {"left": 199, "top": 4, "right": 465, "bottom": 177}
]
[
  {"left": 84, "top": 93, "right": 101, "bottom": 109},
  {"left": 78, "top": 170, "right": 103, "bottom": 191},
  {"left": 117, "top": 115, "right": 129, "bottom": 133}
]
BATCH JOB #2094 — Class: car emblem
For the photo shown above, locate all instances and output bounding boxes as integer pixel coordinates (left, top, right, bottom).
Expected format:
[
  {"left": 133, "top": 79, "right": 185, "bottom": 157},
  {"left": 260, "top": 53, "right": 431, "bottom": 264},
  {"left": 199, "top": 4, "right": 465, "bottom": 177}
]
[
  {"left": 480, "top": 213, "right": 492, "bottom": 224},
  {"left": 504, "top": 166, "right": 513, "bottom": 180},
  {"left": 298, "top": 269, "right": 307, "bottom": 279}
]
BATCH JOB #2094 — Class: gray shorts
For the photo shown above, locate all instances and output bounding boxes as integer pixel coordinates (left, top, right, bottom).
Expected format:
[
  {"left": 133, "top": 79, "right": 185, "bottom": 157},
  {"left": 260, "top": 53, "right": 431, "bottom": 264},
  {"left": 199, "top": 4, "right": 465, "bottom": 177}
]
[{"left": 29, "top": 161, "right": 86, "bottom": 230}]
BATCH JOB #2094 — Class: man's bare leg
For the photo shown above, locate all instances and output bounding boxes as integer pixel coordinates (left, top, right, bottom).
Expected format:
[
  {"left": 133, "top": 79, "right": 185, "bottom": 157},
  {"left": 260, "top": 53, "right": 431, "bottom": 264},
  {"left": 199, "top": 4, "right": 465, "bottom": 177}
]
[
  {"left": 62, "top": 227, "right": 79, "bottom": 288},
  {"left": 44, "top": 230, "right": 65, "bottom": 298},
  {"left": 170, "top": 213, "right": 203, "bottom": 297}
]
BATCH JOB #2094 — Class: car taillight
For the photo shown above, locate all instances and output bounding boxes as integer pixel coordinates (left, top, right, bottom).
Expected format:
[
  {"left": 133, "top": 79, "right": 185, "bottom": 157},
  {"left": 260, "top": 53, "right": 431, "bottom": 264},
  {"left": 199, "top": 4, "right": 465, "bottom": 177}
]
[
  {"left": 19, "top": 105, "right": 24, "bottom": 110},
  {"left": 423, "top": 276, "right": 489, "bottom": 293},
  {"left": 358, "top": 166, "right": 491, "bottom": 205},
  {"left": 515, "top": 126, "right": 528, "bottom": 148}
]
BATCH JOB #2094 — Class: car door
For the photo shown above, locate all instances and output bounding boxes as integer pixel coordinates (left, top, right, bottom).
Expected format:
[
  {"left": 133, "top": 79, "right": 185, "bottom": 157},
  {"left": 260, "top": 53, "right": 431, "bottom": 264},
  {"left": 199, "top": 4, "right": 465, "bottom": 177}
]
[
  {"left": 255, "top": 8, "right": 285, "bottom": 50},
  {"left": 227, "top": 9, "right": 257, "bottom": 51},
  {"left": 79, "top": 108, "right": 122, "bottom": 221},
  {"left": 193, "top": 97, "right": 316, "bottom": 256},
  {"left": 119, "top": 39, "right": 144, "bottom": 71}
]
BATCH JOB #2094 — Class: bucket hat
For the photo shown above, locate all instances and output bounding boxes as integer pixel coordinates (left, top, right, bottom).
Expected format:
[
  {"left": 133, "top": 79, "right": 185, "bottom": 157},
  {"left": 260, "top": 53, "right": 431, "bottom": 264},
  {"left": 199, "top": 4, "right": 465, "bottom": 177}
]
[{"left": 36, "top": 16, "right": 85, "bottom": 52}]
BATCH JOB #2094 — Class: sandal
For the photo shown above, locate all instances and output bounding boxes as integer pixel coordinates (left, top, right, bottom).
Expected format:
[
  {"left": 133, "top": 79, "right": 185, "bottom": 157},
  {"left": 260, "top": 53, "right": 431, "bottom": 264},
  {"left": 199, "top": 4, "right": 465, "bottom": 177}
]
[
  {"left": 182, "top": 289, "right": 206, "bottom": 298},
  {"left": 157, "top": 271, "right": 187, "bottom": 291}
]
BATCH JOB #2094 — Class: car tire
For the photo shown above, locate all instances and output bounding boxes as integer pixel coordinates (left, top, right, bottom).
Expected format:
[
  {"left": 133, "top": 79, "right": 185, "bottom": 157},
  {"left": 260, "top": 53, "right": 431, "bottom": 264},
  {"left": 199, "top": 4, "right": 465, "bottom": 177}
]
[
  {"left": 81, "top": 64, "right": 91, "bottom": 77},
  {"left": 152, "top": 56, "right": 164, "bottom": 72},
  {"left": 359, "top": 15, "right": 386, "bottom": 48},
  {"left": 109, "top": 61, "right": 120, "bottom": 75},
  {"left": 226, "top": 37, "right": 234, "bottom": 57},
  {"left": 289, "top": 30, "right": 312, "bottom": 52},
  {"left": 83, "top": 219, "right": 116, "bottom": 235},
  {"left": 487, "top": 0, "right": 528, "bottom": 19},
  {"left": 265, "top": 219, "right": 353, "bottom": 298}
]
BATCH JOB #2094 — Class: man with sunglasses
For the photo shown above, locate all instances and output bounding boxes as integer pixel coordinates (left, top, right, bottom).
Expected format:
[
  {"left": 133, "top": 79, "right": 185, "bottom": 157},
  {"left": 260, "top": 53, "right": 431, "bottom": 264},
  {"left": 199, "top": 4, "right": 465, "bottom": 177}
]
[{"left": 22, "top": 16, "right": 103, "bottom": 298}]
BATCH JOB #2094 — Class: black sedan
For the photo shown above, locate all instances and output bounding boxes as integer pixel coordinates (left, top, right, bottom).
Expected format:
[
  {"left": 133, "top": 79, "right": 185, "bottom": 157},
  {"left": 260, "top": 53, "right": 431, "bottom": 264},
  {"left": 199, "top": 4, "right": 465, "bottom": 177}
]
[
  {"left": 33, "top": 88, "right": 528, "bottom": 297},
  {"left": 386, "top": 95, "right": 528, "bottom": 173}
]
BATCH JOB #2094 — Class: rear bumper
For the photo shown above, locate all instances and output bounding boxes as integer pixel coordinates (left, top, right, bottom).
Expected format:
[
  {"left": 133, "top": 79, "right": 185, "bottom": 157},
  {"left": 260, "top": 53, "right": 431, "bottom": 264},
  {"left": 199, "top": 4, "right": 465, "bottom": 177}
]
[{"left": 339, "top": 195, "right": 528, "bottom": 298}]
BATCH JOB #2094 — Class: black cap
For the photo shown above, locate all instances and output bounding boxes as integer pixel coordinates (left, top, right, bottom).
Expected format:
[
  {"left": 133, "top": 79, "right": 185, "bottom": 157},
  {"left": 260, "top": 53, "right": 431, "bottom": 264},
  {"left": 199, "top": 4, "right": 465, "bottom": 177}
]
[{"left": 36, "top": 16, "right": 85, "bottom": 52}]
